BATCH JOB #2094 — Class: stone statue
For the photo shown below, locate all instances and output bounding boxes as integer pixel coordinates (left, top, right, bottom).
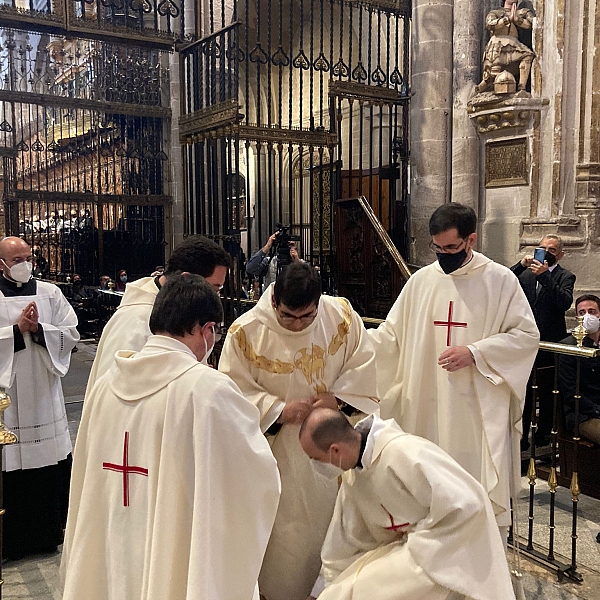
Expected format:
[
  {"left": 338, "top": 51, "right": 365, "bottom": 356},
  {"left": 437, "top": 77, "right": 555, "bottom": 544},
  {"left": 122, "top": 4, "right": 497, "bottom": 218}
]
[{"left": 476, "top": 0, "right": 535, "bottom": 94}]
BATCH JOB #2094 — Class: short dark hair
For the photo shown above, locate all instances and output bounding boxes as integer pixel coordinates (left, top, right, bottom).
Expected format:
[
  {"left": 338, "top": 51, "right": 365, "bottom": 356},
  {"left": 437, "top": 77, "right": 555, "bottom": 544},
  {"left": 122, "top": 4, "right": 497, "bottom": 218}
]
[
  {"left": 273, "top": 262, "right": 321, "bottom": 309},
  {"left": 575, "top": 294, "right": 600, "bottom": 313},
  {"left": 300, "top": 410, "right": 356, "bottom": 452},
  {"left": 429, "top": 203, "right": 477, "bottom": 239},
  {"left": 165, "top": 236, "right": 231, "bottom": 278},
  {"left": 149, "top": 274, "right": 223, "bottom": 336}
]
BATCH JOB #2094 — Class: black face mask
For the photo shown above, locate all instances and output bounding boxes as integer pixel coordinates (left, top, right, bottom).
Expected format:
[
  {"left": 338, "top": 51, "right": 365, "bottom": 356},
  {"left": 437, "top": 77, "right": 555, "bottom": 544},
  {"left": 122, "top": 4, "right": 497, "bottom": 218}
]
[
  {"left": 437, "top": 249, "right": 468, "bottom": 274},
  {"left": 544, "top": 252, "right": 557, "bottom": 267}
]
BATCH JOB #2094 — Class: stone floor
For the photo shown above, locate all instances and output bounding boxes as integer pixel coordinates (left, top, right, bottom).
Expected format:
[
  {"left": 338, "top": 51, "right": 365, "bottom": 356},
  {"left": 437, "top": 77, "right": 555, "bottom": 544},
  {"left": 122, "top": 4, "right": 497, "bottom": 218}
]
[{"left": 3, "top": 340, "right": 600, "bottom": 599}]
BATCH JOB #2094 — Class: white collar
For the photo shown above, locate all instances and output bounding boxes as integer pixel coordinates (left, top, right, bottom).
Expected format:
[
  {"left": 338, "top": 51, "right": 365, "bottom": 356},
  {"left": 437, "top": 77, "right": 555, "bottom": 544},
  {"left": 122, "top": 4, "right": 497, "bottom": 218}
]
[{"left": 356, "top": 414, "right": 387, "bottom": 470}]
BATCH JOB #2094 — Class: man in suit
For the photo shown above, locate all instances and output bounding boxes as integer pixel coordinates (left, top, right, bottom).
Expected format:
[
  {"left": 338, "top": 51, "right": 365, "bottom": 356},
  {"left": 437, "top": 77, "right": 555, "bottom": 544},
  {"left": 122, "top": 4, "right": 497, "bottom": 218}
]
[{"left": 511, "top": 234, "right": 576, "bottom": 449}]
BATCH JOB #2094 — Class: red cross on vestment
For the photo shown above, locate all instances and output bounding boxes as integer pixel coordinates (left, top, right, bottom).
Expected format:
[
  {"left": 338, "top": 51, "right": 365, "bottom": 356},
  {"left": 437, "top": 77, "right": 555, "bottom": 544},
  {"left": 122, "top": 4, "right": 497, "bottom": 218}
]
[
  {"left": 433, "top": 300, "right": 468, "bottom": 346},
  {"left": 381, "top": 504, "right": 409, "bottom": 532},
  {"left": 102, "top": 431, "right": 148, "bottom": 507}
]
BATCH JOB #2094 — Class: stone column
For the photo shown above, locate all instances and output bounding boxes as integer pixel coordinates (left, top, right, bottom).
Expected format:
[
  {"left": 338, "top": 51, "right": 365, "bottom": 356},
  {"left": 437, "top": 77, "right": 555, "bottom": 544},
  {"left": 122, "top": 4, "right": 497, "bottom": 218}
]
[
  {"left": 169, "top": 51, "right": 185, "bottom": 250},
  {"left": 410, "top": 0, "right": 454, "bottom": 265},
  {"left": 451, "top": 0, "right": 484, "bottom": 214}
]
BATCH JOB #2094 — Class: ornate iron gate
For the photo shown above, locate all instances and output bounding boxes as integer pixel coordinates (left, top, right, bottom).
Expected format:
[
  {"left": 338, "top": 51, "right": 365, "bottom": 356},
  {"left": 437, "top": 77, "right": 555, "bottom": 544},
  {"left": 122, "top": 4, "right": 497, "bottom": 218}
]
[
  {"left": 0, "top": 0, "right": 185, "bottom": 284},
  {"left": 180, "top": 0, "right": 411, "bottom": 299}
]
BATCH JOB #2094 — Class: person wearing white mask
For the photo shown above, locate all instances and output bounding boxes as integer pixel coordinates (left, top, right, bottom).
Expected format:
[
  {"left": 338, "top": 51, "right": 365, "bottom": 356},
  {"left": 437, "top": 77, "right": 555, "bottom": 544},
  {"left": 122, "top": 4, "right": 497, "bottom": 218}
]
[
  {"left": 0, "top": 236, "right": 80, "bottom": 560},
  {"left": 62, "top": 274, "right": 280, "bottom": 600},
  {"left": 300, "top": 408, "right": 516, "bottom": 600},
  {"left": 558, "top": 294, "right": 600, "bottom": 445}
]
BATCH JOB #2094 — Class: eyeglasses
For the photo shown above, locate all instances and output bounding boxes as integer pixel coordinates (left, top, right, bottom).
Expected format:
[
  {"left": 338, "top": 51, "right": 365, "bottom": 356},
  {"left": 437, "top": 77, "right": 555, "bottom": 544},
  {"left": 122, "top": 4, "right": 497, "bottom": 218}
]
[
  {"left": 429, "top": 239, "right": 467, "bottom": 254},
  {"left": 276, "top": 307, "right": 318, "bottom": 325},
  {"left": 211, "top": 323, "right": 224, "bottom": 342}
]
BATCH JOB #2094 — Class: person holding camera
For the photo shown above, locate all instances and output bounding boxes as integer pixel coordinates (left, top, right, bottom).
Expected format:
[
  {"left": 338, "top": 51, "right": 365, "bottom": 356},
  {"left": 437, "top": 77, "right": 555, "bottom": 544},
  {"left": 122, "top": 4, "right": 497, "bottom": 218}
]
[
  {"left": 510, "top": 234, "right": 575, "bottom": 450},
  {"left": 246, "top": 230, "right": 301, "bottom": 288}
]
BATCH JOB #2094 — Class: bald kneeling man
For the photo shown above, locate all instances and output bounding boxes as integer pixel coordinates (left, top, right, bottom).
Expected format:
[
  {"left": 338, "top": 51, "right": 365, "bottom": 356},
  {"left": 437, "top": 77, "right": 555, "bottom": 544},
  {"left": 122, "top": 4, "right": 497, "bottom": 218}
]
[{"left": 300, "top": 409, "right": 516, "bottom": 600}]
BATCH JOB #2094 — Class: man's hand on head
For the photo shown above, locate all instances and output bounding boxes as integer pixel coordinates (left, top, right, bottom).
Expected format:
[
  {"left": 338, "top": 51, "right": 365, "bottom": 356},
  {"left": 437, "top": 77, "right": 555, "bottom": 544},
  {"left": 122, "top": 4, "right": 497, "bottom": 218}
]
[
  {"left": 530, "top": 260, "right": 549, "bottom": 276},
  {"left": 438, "top": 346, "right": 474, "bottom": 372},
  {"left": 312, "top": 393, "right": 339, "bottom": 412},
  {"left": 280, "top": 398, "right": 316, "bottom": 425}
]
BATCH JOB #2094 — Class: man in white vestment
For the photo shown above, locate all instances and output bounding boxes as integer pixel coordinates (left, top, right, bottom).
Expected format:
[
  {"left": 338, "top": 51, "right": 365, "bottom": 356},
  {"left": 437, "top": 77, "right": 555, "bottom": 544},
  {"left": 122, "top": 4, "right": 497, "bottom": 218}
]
[
  {"left": 369, "top": 204, "right": 539, "bottom": 533},
  {"left": 87, "top": 235, "right": 230, "bottom": 388},
  {"left": 0, "top": 236, "right": 79, "bottom": 560},
  {"left": 61, "top": 275, "right": 280, "bottom": 600},
  {"left": 300, "top": 409, "right": 516, "bottom": 600},
  {"left": 219, "top": 263, "right": 379, "bottom": 600}
]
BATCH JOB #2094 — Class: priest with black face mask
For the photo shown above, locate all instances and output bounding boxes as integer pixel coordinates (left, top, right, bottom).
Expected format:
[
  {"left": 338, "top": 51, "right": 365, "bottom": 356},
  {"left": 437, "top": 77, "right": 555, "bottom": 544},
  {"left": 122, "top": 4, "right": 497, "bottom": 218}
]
[
  {"left": 510, "top": 234, "right": 576, "bottom": 450},
  {"left": 369, "top": 204, "right": 539, "bottom": 545},
  {"left": 0, "top": 236, "right": 79, "bottom": 560}
]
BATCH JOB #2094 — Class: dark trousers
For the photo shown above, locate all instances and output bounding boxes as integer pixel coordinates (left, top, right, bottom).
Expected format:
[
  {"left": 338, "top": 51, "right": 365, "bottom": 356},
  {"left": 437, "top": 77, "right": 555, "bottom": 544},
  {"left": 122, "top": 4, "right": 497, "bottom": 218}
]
[{"left": 522, "top": 361, "right": 556, "bottom": 449}]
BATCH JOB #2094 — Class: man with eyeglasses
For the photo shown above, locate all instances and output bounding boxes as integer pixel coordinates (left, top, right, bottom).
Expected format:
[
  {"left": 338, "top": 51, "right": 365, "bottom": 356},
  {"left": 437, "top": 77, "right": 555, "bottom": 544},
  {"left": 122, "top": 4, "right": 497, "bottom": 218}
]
[
  {"left": 369, "top": 203, "right": 539, "bottom": 542},
  {"left": 510, "top": 234, "right": 576, "bottom": 450},
  {"left": 87, "top": 235, "right": 231, "bottom": 389},
  {"left": 0, "top": 236, "right": 79, "bottom": 560},
  {"left": 62, "top": 274, "right": 280, "bottom": 600},
  {"left": 220, "top": 262, "right": 379, "bottom": 600}
]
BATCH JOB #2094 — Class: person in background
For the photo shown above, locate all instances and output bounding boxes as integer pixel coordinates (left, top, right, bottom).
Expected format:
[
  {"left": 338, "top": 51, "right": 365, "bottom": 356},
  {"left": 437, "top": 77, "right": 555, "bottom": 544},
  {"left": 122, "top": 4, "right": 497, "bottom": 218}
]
[
  {"left": 558, "top": 294, "right": 600, "bottom": 445},
  {"left": 0, "top": 236, "right": 79, "bottom": 561},
  {"left": 510, "top": 234, "right": 575, "bottom": 450},
  {"left": 115, "top": 269, "right": 128, "bottom": 292},
  {"left": 99, "top": 275, "right": 111, "bottom": 290}
]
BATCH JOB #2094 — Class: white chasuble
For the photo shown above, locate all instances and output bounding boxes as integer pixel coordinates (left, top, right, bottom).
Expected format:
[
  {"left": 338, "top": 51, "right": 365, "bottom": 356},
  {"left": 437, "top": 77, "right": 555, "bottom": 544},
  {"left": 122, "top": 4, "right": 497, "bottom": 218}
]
[
  {"left": 318, "top": 417, "right": 516, "bottom": 600},
  {"left": 87, "top": 276, "right": 158, "bottom": 389},
  {"left": 369, "top": 252, "right": 539, "bottom": 526},
  {"left": 0, "top": 280, "right": 79, "bottom": 471},
  {"left": 219, "top": 285, "right": 379, "bottom": 600},
  {"left": 61, "top": 335, "right": 280, "bottom": 600}
]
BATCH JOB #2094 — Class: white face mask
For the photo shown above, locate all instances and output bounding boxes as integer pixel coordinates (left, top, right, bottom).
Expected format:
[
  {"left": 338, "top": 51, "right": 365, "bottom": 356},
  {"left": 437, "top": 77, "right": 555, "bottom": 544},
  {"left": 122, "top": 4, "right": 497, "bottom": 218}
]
[
  {"left": 311, "top": 451, "right": 345, "bottom": 480},
  {"left": 583, "top": 313, "right": 600, "bottom": 335},
  {"left": 2, "top": 259, "right": 32, "bottom": 284},
  {"left": 200, "top": 326, "right": 215, "bottom": 365}
]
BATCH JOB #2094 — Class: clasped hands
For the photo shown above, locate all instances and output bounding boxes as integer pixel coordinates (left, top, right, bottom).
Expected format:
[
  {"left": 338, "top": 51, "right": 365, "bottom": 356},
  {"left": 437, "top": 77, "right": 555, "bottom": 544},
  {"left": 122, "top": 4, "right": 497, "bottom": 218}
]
[
  {"left": 438, "top": 346, "right": 474, "bottom": 373},
  {"left": 16, "top": 301, "right": 39, "bottom": 334},
  {"left": 279, "top": 392, "right": 339, "bottom": 425}
]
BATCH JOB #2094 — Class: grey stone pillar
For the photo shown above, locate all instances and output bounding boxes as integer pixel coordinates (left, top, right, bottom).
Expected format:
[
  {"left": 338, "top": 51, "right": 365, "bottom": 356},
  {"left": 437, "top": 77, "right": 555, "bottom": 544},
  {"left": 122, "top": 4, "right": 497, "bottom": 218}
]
[
  {"left": 410, "top": 0, "right": 454, "bottom": 265},
  {"left": 451, "top": 0, "right": 483, "bottom": 215},
  {"left": 169, "top": 51, "right": 185, "bottom": 251}
]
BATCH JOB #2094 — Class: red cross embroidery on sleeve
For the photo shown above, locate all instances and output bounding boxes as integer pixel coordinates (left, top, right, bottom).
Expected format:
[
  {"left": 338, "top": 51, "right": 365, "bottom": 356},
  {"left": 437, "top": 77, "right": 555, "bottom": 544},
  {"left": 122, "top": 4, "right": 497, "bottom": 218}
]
[
  {"left": 433, "top": 300, "right": 468, "bottom": 346},
  {"left": 381, "top": 504, "right": 409, "bottom": 532},
  {"left": 102, "top": 431, "right": 149, "bottom": 507}
]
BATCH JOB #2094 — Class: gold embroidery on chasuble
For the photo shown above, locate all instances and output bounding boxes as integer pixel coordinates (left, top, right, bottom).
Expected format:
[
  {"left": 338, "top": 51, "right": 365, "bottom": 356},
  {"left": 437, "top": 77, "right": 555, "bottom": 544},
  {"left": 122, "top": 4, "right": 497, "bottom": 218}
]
[{"left": 231, "top": 298, "right": 353, "bottom": 394}]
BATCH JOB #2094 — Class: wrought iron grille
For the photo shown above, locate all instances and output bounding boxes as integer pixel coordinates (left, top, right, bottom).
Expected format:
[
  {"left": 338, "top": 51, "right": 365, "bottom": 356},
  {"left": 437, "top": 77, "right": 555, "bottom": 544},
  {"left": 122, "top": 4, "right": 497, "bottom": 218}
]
[
  {"left": 0, "top": 23, "right": 173, "bottom": 284},
  {"left": 180, "top": 0, "right": 410, "bottom": 305}
]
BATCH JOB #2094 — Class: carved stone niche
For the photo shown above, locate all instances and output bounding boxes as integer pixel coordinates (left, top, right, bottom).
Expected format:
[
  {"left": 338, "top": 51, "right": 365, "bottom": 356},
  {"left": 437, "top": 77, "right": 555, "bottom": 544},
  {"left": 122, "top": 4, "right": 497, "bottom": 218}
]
[
  {"left": 467, "top": 93, "right": 548, "bottom": 134},
  {"left": 519, "top": 215, "right": 585, "bottom": 250}
]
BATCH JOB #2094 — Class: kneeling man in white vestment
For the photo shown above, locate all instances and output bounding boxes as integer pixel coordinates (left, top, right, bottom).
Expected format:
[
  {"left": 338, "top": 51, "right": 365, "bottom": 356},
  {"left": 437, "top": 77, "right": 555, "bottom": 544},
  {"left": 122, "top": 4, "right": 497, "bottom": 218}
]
[
  {"left": 301, "top": 409, "right": 516, "bottom": 600},
  {"left": 61, "top": 274, "right": 280, "bottom": 600},
  {"left": 219, "top": 262, "right": 379, "bottom": 600}
]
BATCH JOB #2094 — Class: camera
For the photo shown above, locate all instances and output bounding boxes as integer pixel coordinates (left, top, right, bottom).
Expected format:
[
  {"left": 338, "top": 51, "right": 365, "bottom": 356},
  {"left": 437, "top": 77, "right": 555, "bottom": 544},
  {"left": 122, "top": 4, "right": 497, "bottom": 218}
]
[{"left": 273, "top": 223, "right": 301, "bottom": 269}]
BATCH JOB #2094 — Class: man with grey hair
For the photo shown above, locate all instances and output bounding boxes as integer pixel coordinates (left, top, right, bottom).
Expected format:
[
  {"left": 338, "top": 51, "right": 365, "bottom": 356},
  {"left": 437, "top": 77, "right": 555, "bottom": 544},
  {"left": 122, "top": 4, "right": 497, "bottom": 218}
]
[
  {"left": 300, "top": 408, "right": 516, "bottom": 600},
  {"left": 511, "top": 234, "right": 576, "bottom": 449}
]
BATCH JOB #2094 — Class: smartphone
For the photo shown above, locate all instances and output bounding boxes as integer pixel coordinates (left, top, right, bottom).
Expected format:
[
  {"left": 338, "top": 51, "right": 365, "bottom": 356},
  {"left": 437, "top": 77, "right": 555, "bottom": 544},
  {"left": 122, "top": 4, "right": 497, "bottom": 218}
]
[{"left": 533, "top": 247, "right": 546, "bottom": 264}]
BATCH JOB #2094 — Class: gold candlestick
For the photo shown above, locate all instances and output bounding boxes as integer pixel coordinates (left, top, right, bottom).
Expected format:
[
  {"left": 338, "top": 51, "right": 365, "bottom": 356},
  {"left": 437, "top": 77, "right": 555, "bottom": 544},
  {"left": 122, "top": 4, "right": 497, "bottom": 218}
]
[
  {"left": 0, "top": 391, "right": 17, "bottom": 446},
  {"left": 572, "top": 315, "right": 587, "bottom": 348}
]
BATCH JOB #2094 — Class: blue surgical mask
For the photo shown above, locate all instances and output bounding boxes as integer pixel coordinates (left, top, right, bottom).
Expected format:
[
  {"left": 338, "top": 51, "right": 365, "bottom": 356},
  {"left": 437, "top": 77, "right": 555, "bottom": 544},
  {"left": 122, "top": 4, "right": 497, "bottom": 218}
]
[{"left": 120, "top": 275, "right": 127, "bottom": 283}]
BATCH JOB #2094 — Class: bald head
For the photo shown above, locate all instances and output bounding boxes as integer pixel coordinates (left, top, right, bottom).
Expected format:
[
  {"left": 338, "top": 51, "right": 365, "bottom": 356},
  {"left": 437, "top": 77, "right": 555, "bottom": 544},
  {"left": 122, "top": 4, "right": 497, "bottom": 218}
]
[
  {"left": 0, "top": 237, "right": 33, "bottom": 277},
  {"left": 299, "top": 408, "right": 361, "bottom": 470}
]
